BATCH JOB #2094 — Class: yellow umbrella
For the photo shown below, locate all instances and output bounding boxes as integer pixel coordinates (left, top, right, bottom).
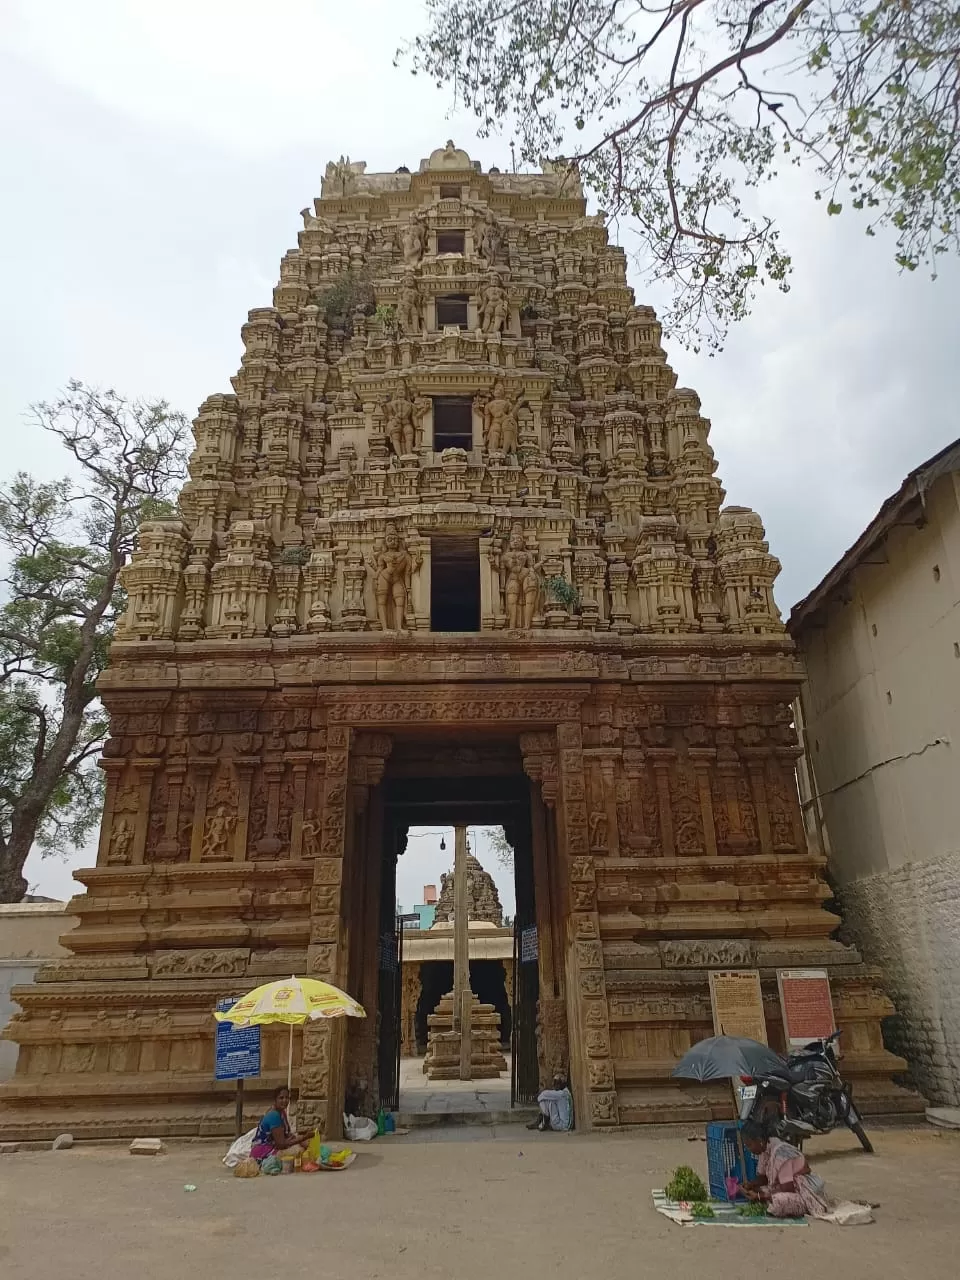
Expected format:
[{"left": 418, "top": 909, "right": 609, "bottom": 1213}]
[{"left": 214, "top": 976, "right": 365, "bottom": 1090}]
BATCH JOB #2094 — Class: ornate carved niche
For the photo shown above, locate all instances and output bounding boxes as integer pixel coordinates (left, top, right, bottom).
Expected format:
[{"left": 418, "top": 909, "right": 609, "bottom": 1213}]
[{"left": 671, "top": 759, "right": 705, "bottom": 856}]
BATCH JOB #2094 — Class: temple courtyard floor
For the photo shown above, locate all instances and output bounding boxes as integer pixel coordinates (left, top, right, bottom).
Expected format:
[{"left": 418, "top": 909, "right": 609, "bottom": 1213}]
[{"left": 1, "top": 1122, "right": 957, "bottom": 1279}]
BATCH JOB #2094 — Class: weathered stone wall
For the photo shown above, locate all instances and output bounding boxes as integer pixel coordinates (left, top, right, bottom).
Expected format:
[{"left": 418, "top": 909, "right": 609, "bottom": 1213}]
[{"left": 839, "top": 852, "right": 960, "bottom": 1105}]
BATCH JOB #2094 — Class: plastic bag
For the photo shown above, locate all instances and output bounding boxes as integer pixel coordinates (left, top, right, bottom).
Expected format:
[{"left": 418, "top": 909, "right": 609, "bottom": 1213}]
[
  {"left": 305, "top": 1130, "right": 323, "bottom": 1163},
  {"left": 222, "top": 1127, "right": 257, "bottom": 1168},
  {"left": 261, "top": 1154, "right": 282, "bottom": 1176},
  {"left": 343, "top": 1114, "right": 377, "bottom": 1142},
  {"left": 233, "top": 1158, "right": 260, "bottom": 1178}
]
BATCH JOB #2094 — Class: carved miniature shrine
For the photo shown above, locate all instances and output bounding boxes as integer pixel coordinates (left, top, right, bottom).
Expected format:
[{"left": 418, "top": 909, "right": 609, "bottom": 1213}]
[{"left": 0, "top": 142, "right": 920, "bottom": 1140}]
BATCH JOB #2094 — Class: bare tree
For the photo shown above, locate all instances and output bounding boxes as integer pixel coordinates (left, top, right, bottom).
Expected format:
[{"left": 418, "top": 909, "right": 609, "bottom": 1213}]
[
  {"left": 0, "top": 382, "right": 189, "bottom": 901},
  {"left": 402, "top": 0, "right": 960, "bottom": 349}
]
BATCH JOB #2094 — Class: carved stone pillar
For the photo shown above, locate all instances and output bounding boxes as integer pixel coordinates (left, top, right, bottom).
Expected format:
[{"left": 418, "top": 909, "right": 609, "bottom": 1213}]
[
  {"left": 187, "top": 761, "right": 215, "bottom": 863},
  {"left": 648, "top": 750, "right": 676, "bottom": 857},
  {"left": 300, "top": 721, "right": 352, "bottom": 1137},
  {"left": 557, "top": 721, "right": 618, "bottom": 1128},
  {"left": 689, "top": 748, "right": 718, "bottom": 858}
]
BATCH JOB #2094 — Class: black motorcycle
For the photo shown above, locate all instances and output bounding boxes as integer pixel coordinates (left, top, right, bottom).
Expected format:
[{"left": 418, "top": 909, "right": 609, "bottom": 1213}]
[{"left": 739, "top": 1030, "right": 873, "bottom": 1153}]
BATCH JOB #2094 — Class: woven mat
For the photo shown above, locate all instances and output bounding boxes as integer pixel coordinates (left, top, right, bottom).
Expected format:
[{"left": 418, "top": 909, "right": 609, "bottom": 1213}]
[{"left": 652, "top": 1190, "right": 806, "bottom": 1227}]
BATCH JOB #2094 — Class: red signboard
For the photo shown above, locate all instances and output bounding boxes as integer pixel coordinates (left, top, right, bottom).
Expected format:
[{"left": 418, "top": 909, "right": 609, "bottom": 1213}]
[{"left": 777, "top": 969, "right": 836, "bottom": 1050}]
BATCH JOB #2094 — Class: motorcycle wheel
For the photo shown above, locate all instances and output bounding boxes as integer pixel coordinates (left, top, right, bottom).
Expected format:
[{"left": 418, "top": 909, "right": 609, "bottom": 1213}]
[{"left": 848, "top": 1118, "right": 874, "bottom": 1153}]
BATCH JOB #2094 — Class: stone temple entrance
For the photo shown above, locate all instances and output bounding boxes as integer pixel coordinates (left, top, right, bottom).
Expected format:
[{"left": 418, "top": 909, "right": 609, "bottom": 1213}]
[{"left": 341, "top": 737, "right": 552, "bottom": 1125}]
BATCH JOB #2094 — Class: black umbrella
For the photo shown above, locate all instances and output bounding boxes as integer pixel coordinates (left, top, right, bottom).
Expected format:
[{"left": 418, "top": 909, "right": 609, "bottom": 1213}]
[{"left": 672, "top": 1035, "right": 785, "bottom": 1082}]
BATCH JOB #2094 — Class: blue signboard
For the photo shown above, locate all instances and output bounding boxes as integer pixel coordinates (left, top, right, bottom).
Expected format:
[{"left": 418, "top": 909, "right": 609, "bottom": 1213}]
[{"left": 215, "top": 997, "right": 261, "bottom": 1081}]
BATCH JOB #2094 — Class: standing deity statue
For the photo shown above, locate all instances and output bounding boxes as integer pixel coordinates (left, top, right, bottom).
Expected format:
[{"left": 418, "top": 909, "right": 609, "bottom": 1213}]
[
  {"left": 396, "top": 273, "right": 422, "bottom": 335},
  {"left": 479, "top": 272, "right": 510, "bottom": 335},
  {"left": 400, "top": 215, "right": 427, "bottom": 266},
  {"left": 201, "top": 805, "right": 236, "bottom": 859},
  {"left": 473, "top": 209, "right": 502, "bottom": 265},
  {"left": 382, "top": 383, "right": 430, "bottom": 457},
  {"left": 480, "top": 380, "right": 525, "bottom": 454},
  {"left": 368, "top": 522, "right": 421, "bottom": 632},
  {"left": 496, "top": 523, "right": 543, "bottom": 630}
]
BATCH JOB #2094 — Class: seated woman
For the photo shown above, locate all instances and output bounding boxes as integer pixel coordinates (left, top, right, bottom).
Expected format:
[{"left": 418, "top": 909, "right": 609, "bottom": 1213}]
[
  {"left": 250, "top": 1086, "right": 310, "bottom": 1163},
  {"left": 741, "top": 1120, "right": 871, "bottom": 1221}
]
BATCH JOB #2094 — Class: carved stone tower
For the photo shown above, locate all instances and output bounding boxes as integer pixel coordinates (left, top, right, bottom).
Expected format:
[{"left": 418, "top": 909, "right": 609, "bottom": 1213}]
[{"left": 0, "top": 143, "right": 918, "bottom": 1139}]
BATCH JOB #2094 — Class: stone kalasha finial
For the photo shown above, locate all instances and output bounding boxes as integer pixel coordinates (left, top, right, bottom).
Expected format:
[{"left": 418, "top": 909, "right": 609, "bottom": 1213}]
[
  {"left": 367, "top": 522, "right": 420, "bottom": 632},
  {"left": 479, "top": 272, "right": 509, "bottom": 335},
  {"left": 496, "top": 523, "right": 543, "bottom": 631}
]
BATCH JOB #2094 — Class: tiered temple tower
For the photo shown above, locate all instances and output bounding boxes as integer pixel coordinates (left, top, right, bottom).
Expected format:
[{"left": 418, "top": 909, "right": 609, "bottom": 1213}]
[{"left": 0, "top": 143, "right": 918, "bottom": 1139}]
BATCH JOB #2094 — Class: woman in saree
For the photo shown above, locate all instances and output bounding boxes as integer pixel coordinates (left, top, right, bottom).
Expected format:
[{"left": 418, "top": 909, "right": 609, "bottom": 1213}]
[
  {"left": 250, "top": 1086, "right": 310, "bottom": 1163},
  {"left": 741, "top": 1120, "right": 873, "bottom": 1223}
]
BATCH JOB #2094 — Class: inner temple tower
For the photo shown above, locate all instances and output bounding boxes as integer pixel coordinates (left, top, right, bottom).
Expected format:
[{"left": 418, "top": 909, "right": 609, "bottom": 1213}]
[{"left": 0, "top": 142, "right": 918, "bottom": 1139}]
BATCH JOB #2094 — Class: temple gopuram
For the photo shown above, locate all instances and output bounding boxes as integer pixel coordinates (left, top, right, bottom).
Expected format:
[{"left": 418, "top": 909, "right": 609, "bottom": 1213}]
[{"left": 0, "top": 142, "right": 919, "bottom": 1139}]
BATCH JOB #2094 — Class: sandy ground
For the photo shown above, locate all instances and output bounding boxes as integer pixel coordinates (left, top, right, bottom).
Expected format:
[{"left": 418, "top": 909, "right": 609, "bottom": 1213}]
[{"left": 1, "top": 1124, "right": 958, "bottom": 1280}]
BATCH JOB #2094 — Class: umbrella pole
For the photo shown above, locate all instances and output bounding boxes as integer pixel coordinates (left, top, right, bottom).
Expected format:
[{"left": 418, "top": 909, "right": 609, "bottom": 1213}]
[{"left": 287, "top": 1022, "right": 293, "bottom": 1093}]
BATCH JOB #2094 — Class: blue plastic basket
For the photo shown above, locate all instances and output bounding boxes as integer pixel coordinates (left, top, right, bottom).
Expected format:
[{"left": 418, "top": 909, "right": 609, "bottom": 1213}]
[{"left": 706, "top": 1121, "right": 758, "bottom": 1200}]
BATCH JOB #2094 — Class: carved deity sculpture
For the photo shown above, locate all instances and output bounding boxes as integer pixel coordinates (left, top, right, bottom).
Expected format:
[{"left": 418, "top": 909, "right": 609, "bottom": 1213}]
[
  {"left": 497, "top": 523, "right": 543, "bottom": 630},
  {"left": 109, "top": 816, "right": 134, "bottom": 863},
  {"left": 479, "top": 272, "right": 509, "bottom": 335},
  {"left": 368, "top": 522, "right": 420, "bottom": 632},
  {"left": 473, "top": 209, "right": 502, "bottom": 265},
  {"left": 382, "top": 383, "right": 430, "bottom": 457},
  {"left": 396, "top": 273, "right": 422, "bottom": 335},
  {"left": 201, "top": 804, "right": 236, "bottom": 859},
  {"left": 479, "top": 380, "right": 524, "bottom": 454},
  {"left": 301, "top": 812, "right": 322, "bottom": 858},
  {"left": 400, "top": 215, "right": 427, "bottom": 267}
]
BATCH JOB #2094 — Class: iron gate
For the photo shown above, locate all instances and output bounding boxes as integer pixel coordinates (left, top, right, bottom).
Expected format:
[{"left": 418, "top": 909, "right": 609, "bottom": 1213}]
[{"left": 376, "top": 913, "right": 403, "bottom": 1111}]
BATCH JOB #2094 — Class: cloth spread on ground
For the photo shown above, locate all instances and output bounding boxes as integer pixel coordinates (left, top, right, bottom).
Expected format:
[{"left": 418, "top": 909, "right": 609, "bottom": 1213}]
[
  {"left": 758, "top": 1138, "right": 874, "bottom": 1225},
  {"left": 651, "top": 1191, "right": 806, "bottom": 1227}
]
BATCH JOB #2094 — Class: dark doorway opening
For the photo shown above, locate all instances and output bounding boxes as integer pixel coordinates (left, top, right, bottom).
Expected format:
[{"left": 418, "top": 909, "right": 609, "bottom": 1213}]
[
  {"left": 435, "top": 294, "right": 469, "bottom": 328},
  {"left": 437, "top": 230, "right": 465, "bottom": 255},
  {"left": 430, "top": 535, "right": 480, "bottom": 632},
  {"left": 363, "top": 753, "right": 543, "bottom": 1121},
  {"left": 414, "top": 960, "right": 511, "bottom": 1053},
  {"left": 432, "top": 397, "right": 473, "bottom": 451},
  {"left": 439, "top": 184, "right": 461, "bottom": 200}
]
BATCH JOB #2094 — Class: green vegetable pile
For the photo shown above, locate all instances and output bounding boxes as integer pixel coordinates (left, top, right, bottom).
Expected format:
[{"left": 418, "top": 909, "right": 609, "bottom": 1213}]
[
  {"left": 664, "top": 1165, "right": 708, "bottom": 1202},
  {"left": 690, "top": 1202, "right": 715, "bottom": 1219},
  {"left": 737, "top": 1201, "right": 768, "bottom": 1218}
]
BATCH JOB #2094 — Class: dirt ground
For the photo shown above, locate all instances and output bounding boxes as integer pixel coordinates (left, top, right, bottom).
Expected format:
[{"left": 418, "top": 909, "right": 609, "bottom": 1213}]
[{"left": 1, "top": 1123, "right": 957, "bottom": 1280}]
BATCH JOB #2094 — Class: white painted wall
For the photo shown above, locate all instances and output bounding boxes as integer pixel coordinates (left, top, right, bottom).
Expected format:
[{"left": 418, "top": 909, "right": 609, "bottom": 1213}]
[
  {"left": 0, "top": 903, "right": 75, "bottom": 1080},
  {"left": 797, "top": 471, "right": 960, "bottom": 1103}
]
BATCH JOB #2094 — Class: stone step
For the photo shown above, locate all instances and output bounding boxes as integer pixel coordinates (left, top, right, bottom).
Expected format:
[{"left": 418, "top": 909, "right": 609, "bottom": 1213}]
[{"left": 395, "top": 1107, "right": 538, "bottom": 1129}]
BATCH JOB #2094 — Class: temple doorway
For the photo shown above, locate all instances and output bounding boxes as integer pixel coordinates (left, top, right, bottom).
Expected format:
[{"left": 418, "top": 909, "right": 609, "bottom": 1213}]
[{"left": 342, "top": 734, "right": 557, "bottom": 1127}]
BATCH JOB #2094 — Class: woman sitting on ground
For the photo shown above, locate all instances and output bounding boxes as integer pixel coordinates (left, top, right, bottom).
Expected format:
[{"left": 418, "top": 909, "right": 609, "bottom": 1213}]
[
  {"left": 740, "top": 1120, "right": 872, "bottom": 1222},
  {"left": 250, "top": 1086, "right": 310, "bottom": 1163}
]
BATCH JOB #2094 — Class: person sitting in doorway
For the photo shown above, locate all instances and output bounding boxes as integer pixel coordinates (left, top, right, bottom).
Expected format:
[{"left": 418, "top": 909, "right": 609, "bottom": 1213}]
[
  {"left": 250, "top": 1086, "right": 311, "bottom": 1162},
  {"left": 527, "top": 1076, "right": 574, "bottom": 1132}
]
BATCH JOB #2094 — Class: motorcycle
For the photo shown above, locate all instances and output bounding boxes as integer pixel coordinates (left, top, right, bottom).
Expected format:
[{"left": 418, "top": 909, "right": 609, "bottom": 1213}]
[{"left": 738, "top": 1030, "right": 873, "bottom": 1153}]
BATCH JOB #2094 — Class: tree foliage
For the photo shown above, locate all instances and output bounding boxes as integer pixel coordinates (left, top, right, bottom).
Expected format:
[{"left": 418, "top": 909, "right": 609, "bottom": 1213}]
[
  {"left": 0, "top": 382, "right": 189, "bottom": 901},
  {"left": 481, "top": 825, "right": 515, "bottom": 870},
  {"left": 402, "top": 0, "right": 960, "bottom": 349}
]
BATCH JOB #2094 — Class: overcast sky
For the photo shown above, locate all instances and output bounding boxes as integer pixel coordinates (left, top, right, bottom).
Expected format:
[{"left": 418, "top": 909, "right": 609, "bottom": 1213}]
[{"left": 3, "top": 1, "right": 958, "bottom": 897}]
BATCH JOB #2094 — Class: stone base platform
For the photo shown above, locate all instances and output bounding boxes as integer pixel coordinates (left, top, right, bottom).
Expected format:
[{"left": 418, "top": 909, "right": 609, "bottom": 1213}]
[{"left": 423, "top": 991, "right": 507, "bottom": 1081}]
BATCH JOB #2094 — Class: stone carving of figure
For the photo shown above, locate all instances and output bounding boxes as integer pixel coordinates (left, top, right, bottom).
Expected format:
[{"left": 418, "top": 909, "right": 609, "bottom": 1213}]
[
  {"left": 201, "top": 804, "right": 236, "bottom": 859},
  {"left": 301, "top": 812, "right": 322, "bottom": 857},
  {"left": 400, "top": 215, "right": 427, "bottom": 267},
  {"left": 473, "top": 209, "right": 502, "bottom": 265},
  {"left": 496, "top": 523, "right": 543, "bottom": 631},
  {"left": 368, "top": 522, "right": 420, "bottom": 632},
  {"left": 479, "top": 380, "right": 525, "bottom": 454},
  {"left": 109, "top": 816, "right": 134, "bottom": 863},
  {"left": 479, "top": 272, "right": 509, "bottom": 335},
  {"left": 382, "top": 383, "right": 430, "bottom": 457},
  {"left": 396, "top": 273, "right": 422, "bottom": 335}
]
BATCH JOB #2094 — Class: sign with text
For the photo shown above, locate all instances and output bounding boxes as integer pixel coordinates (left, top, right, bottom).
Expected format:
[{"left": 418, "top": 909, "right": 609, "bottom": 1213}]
[
  {"left": 708, "top": 969, "right": 767, "bottom": 1045},
  {"left": 777, "top": 970, "right": 837, "bottom": 1052},
  {"left": 520, "top": 926, "right": 538, "bottom": 964},
  {"left": 214, "top": 998, "right": 261, "bottom": 1082}
]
